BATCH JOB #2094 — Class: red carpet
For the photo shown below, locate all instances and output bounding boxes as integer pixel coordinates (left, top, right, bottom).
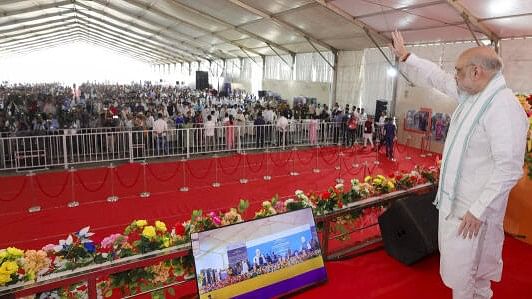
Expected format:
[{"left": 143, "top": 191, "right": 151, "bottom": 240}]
[
  {"left": 1, "top": 144, "right": 531, "bottom": 298},
  {"left": 0, "top": 144, "right": 434, "bottom": 249}
]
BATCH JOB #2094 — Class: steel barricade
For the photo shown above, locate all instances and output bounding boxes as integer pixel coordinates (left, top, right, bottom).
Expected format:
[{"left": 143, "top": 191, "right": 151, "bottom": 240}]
[{"left": 0, "top": 122, "right": 345, "bottom": 171}]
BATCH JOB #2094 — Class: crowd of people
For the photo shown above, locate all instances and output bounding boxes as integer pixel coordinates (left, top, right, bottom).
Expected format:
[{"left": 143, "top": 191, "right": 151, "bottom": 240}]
[
  {"left": 0, "top": 83, "right": 397, "bottom": 169},
  {"left": 0, "top": 82, "right": 389, "bottom": 141}
]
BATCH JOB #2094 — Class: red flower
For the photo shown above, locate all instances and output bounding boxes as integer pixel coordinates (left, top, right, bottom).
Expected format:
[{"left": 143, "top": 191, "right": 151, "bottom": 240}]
[
  {"left": 321, "top": 191, "right": 330, "bottom": 200},
  {"left": 388, "top": 173, "right": 395, "bottom": 179},
  {"left": 174, "top": 221, "right": 186, "bottom": 236},
  {"left": 337, "top": 201, "right": 343, "bottom": 209}
]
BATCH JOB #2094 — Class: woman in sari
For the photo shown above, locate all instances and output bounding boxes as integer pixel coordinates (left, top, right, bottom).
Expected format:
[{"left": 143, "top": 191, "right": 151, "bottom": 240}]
[{"left": 225, "top": 115, "right": 235, "bottom": 150}]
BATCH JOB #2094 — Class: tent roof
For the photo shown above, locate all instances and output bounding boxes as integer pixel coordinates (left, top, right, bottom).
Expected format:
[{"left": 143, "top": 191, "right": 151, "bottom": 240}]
[{"left": 1, "top": 0, "right": 531, "bottom": 63}]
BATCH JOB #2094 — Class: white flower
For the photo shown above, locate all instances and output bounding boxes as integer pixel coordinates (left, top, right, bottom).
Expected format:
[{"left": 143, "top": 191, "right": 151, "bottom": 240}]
[
  {"left": 335, "top": 183, "right": 344, "bottom": 190},
  {"left": 351, "top": 179, "right": 360, "bottom": 186},
  {"left": 284, "top": 198, "right": 294, "bottom": 206},
  {"left": 77, "top": 226, "right": 94, "bottom": 239},
  {"left": 54, "top": 235, "right": 73, "bottom": 252}
]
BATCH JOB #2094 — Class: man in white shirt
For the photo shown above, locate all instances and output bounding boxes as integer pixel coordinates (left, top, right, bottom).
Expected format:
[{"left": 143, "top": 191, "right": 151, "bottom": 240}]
[
  {"left": 145, "top": 112, "right": 155, "bottom": 130},
  {"left": 204, "top": 115, "right": 216, "bottom": 151},
  {"left": 276, "top": 112, "right": 289, "bottom": 147},
  {"left": 392, "top": 31, "right": 528, "bottom": 299},
  {"left": 153, "top": 113, "right": 169, "bottom": 154}
]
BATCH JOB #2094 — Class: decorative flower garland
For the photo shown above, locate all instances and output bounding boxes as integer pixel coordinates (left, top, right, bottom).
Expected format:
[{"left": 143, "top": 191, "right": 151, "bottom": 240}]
[
  {"left": 0, "top": 164, "right": 440, "bottom": 298},
  {"left": 516, "top": 94, "right": 532, "bottom": 179}
]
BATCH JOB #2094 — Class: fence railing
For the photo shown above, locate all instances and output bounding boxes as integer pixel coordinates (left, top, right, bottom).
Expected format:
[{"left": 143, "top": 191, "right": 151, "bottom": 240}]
[{"left": 0, "top": 121, "right": 389, "bottom": 171}]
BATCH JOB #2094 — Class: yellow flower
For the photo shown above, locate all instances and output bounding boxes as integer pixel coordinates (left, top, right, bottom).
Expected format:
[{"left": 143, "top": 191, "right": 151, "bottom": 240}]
[
  {"left": 373, "top": 178, "right": 382, "bottom": 185},
  {"left": 142, "top": 226, "right": 156, "bottom": 239},
  {"left": 387, "top": 181, "right": 395, "bottom": 190},
  {"left": 162, "top": 237, "right": 170, "bottom": 248},
  {"left": 0, "top": 250, "right": 6, "bottom": 260},
  {"left": 0, "top": 261, "right": 19, "bottom": 275},
  {"left": 364, "top": 176, "right": 372, "bottom": 183},
  {"left": 135, "top": 220, "right": 148, "bottom": 228},
  {"left": 0, "top": 273, "right": 12, "bottom": 285},
  {"left": 377, "top": 175, "right": 386, "bottom": 181},
  {"left": 155, "top": 221, "right": 167, "bottom": 233},
  {"left": 6, "top": 247, "right": 23, "bottom": 258}
]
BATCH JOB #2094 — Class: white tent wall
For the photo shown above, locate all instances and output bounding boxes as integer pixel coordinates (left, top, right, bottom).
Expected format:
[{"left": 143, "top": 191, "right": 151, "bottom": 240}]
[
  {"left": 262, "top": 52, "right": 334, "bottom": 106},
  {"left": 335, "top": 48, "right": 394, "bottom": 115},
  {"left": 335, "top": 51, "right": 364, "bottom": 110},
  {"left": 500, "top": 38, "right": 532, "bottom": 94},
  {"left": 359, "top": 48, "right": 395, "bottom": 116}
]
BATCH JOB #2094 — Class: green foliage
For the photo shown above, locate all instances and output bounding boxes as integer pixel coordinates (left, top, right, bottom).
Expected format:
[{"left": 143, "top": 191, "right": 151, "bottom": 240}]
[{"left": 238, "top": 199, "right": 250, "bottom": 214}]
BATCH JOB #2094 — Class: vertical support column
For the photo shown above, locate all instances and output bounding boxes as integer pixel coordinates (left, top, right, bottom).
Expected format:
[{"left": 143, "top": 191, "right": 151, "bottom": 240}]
[
  {"left": 290, "top": 53, "right": 296, "bottom": 80},
  {"left": 239, "top": 57, "right": 243, "bottom": 80},
  {"left": 88, "top": 277, "right": 97, "bottom": 299},
  {"left": 261, "top": 55, "right": 266, "bottom": 83},
  {"left": 493, "top": 39, "right": 501, "bottom": 55},
  {"left": 390, "top": 55, "right": 400, "bottom": 118},
  {"left": 331, "top": 50, "right": 339, "bottom": 109},
  {"left": 62, "top": 133, "right": 68, "bottom": 169},
  {"left": 128, "top": 131, "right": 134, "bottom": 163},
  {"left": 237, "top": 127, "right": 242, "bottom": 153},
  {"left": 186, "top": 129, "right": 190, "bottom": 159}
]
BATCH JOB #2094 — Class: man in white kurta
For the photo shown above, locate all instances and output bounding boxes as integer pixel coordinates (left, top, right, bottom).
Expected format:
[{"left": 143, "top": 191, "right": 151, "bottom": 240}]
[{"left": 392, "top": 31, "right": 528, "bottom": 299}]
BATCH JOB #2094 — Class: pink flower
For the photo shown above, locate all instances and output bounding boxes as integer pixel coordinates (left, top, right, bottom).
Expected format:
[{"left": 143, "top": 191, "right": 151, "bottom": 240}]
[
  {"left": 42, "top": 244, "right": 56, "bottom": 252},
  {"left": 208, "top": 212, "right": 222, "bottom": 226},
  {"left": 100, "top": 234, "right": 127, "bottom": 249}
]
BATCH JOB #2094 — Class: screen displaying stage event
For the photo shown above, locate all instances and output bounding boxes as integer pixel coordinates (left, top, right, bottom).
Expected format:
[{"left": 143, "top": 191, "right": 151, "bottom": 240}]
[{"left": 191, "top": 208, "right": 327, "bottom": 299}]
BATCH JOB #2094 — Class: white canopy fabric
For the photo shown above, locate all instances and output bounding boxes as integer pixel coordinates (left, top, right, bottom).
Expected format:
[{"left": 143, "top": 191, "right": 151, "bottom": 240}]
[{"left": 1, "top": 0, "right": 531, "bottom": 63}]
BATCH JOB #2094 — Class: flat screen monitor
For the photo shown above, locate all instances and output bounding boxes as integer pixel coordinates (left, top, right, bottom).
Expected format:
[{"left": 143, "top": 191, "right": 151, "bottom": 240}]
[{"left": 191, "top": 208, "right": 327, "bottom": 299}]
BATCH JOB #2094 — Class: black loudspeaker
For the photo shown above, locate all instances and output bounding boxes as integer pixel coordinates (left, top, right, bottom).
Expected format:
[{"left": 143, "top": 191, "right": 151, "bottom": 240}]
[
  {"left": 195, "top": 71, "right": 209, "bottom": 90},
  {"left": 258, "top": 90, "right": 267, "bottom": 98},
  {"left": 378, "top": 190, "right": 438, "bottom": 265},
  {"left": 375, "top": 100, "right": 388, "bottom": 118}
]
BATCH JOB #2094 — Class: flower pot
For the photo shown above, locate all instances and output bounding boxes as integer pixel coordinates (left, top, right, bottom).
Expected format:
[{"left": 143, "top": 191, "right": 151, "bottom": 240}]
[{"left": 504, "top": 167, "right": 532, "bottom": 245}]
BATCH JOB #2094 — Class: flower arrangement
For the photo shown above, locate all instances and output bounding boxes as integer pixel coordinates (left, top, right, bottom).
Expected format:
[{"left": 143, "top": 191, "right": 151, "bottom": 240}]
[
  {"left": 417, "top": 165, "right": 440, "bottom": 184},
  {"left": 49, "top": 226, "right": 96, "bottom": 271},
  {"left": 284, "top": 190, "right": 316, "bottom": 212},
  {"left": 349, "top": 179, "right": 372, "bottom": 201},
  {"left": 365, "top": 175, "right": 395, "bottom": 194},
  {"left": 255, "top": 198, "right": 278, "bottom": 218},
  {"left": 393, "top": 170, "right": 423, "bottom": 190},
  {"left": 0, "top": 247, "right": 24, "bottom": 286},
  {"left": 517, "top": 94, "right": 532, "bottom": 178}
]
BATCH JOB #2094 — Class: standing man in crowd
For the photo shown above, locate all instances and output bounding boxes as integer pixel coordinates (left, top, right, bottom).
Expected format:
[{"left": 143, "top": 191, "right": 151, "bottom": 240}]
[
  {"left": 363, "top": 116, "right": 374, "bottom": 149},
  {"left": 383, "top": 117, "right": 396, "bottom": 160},
  {"left": 153, "top": 113, "right": 168, "bottom": 155},
  {"left": 392, "top": 30, "right": 528, "bottom": 299},
  {"left": 254, "top": 110, "right": 266, "bottom": 148}
]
